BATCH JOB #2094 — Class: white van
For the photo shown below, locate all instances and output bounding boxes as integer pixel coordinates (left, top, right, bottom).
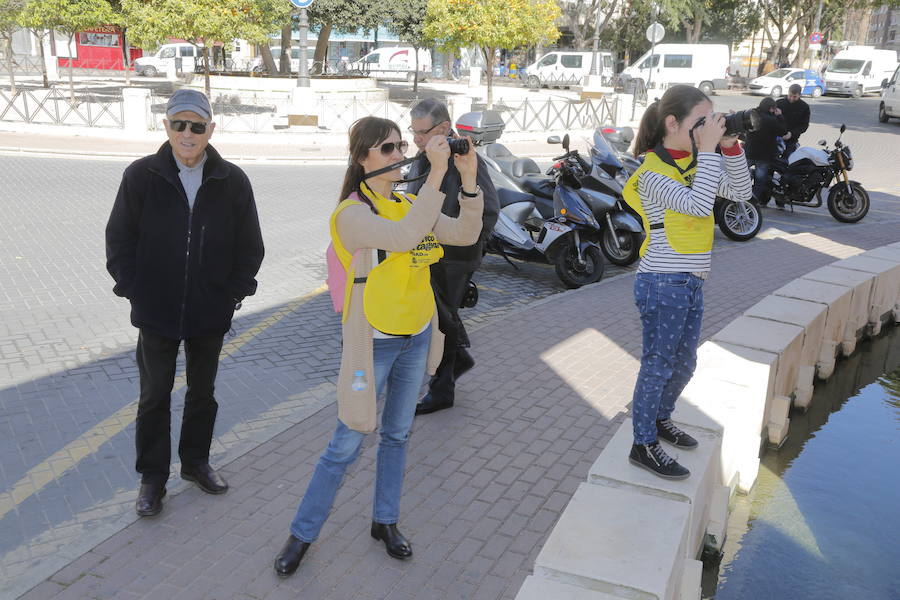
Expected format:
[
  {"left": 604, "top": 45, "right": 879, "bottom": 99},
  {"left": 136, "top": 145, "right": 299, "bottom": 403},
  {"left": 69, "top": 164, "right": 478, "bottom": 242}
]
[
  {"left": 135, "top": 43, "right": 202, "bottom": 77},
  {"left": 622, "top": 43, "right": 729, "bottom": 95},
  {"left": 522, "top": 51, "right": 614, "bottom": 88},
  {"left": 825, "top": 47, "right": 900, "bottom": 97},
  {"left": 878, "top": 64, "right": 900, "bottom": 122},
  {"left": 349, "top": 47, "right": 431, "bottom": 82}
]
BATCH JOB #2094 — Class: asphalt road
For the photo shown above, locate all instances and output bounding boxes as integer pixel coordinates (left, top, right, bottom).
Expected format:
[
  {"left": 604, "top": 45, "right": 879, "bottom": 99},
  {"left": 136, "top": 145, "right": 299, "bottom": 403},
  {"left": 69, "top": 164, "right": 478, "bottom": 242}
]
[{"left": 0, "top": 91, "right": 898, "bottom": 598}]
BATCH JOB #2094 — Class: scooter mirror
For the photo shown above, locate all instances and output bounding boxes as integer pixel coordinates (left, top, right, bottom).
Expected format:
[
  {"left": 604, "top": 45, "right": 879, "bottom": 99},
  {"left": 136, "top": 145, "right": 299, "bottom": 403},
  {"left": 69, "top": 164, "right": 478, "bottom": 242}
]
[
  {"left": 547, "top": 136, "right": 561, "bottom": 144},
  {"left": 840, "top": 124, "right": 846, "bottom": 133},
  {"left": 818, "top": 139, "right": 827, "bottom": 146},
  {"left": 563, "top": 134, "right": 570, "bottom": 151}
]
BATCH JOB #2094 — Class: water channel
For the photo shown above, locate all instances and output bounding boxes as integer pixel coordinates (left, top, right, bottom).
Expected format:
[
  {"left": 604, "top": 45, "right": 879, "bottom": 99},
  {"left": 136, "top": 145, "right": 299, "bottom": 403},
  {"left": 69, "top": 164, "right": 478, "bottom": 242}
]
[{"left": 704, "top": 324, "right": 900, "bottom": 600}]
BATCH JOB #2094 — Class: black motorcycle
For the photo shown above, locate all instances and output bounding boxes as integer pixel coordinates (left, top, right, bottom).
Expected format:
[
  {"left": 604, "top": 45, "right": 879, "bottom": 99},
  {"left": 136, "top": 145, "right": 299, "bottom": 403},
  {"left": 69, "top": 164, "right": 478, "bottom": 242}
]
[{"left": 768, "top": 124, "right": 870, "bottom": 223}]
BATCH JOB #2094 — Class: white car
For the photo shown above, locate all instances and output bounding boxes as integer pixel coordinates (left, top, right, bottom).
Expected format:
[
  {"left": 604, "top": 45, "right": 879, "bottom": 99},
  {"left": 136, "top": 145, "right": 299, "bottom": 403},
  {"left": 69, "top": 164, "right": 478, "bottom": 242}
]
[
  {"left": 878, "top": 64, "right": 900, "bottom": 122},
  {"left": 748, "top": 68, "right": 825, "bottom": 98}
]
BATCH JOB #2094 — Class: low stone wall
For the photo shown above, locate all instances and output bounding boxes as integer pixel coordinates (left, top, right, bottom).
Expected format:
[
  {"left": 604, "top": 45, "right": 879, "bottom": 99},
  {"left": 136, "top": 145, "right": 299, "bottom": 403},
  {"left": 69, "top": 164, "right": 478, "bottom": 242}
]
[{"left": 515, "top": 241, "right": 900, "bottom": 600}]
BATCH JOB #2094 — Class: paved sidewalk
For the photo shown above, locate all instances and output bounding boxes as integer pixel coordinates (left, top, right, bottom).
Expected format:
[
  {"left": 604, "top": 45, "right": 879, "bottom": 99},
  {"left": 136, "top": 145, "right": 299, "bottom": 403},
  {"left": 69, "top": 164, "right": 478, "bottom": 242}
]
[{"left": 14, "top": 221, "right": 900, "bottom": 600}]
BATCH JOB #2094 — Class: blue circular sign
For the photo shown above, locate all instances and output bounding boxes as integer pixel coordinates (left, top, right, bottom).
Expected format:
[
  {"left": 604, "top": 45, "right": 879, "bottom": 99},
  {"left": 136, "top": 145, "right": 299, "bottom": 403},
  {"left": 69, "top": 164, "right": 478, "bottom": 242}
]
[{"left": 290, "top": 0, "right": 315, "bottom": 8}]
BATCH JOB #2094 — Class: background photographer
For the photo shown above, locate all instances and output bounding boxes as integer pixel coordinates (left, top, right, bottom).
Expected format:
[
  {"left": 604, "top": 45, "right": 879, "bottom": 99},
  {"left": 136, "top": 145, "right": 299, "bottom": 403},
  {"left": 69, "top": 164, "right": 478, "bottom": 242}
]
[
  {"left": 405, "top": 98, "right": 499, "bottom": 416},
  {"left": 775, "top": 84, "right": 811, "bottom": 158},
  {"left": 744, "top": 96, "right": 788, "bottom": 207}
]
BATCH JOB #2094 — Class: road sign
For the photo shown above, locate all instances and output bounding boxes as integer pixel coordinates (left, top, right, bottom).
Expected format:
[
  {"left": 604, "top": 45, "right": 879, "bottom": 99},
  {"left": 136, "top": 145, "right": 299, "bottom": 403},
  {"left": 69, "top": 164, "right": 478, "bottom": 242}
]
[
  {"left": 646, "top": 22, "right": 665, "bottom": 44},
  {"left": 290, "top": 0, "right": 315, "bottom": 8},
  {"left": 809, "top": 32, "right": 824, "bottom": 44}
]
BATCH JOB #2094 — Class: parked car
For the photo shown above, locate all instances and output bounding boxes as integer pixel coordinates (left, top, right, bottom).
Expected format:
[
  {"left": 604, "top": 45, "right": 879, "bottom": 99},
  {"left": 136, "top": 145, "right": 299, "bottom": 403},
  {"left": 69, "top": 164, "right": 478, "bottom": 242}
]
[
  {"left": 521, "top": 51, "right": 614, "bottom": 88},
  {"left": 878, "top": 64, "right": 900, "bottom": 122},
  {"left": 825, "top": 47, "right": 899, "bottom": 98},
  {"left": 620, "top": 43, "right": 729, "bottom": 95},
  {"left": 347, "top": 47, "right": 431, "bottom": 82},
  {"left": 748, "top": 68, "right": 825, "bottom": 98},
  {"left": 135, "top": 43, "right": 202, "bottom": 77}
]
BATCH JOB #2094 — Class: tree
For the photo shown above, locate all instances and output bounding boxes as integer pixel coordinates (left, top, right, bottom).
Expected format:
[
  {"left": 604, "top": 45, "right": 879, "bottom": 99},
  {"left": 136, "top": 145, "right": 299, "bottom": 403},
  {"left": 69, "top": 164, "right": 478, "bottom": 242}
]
[
  {"left": 124, "top": 0, "right": 288, "bottom": 96},
  {"left": 20, "top": 0, "right": 114, "bottom": 100},
  {"left": 561, "top": 0, "right": 621, "bottom": 50},
  {"left": 0, "top": 0, "right": 25, "bottom": 93},
  {"left": 384, "top": 0, "right": 428, "bottom": 92},
  {"left": 306, "top": 0, "right": 383, "bottom": 73},
  {"left": 425, "top": 0, "right": 561, "bottom": 107}
]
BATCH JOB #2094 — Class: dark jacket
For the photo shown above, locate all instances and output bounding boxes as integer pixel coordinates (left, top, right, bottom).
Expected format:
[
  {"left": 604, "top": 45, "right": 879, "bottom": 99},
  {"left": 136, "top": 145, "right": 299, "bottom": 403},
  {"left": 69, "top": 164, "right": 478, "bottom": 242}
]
[
  {"left": 406, "top": 150, "right": 499, "bottom": 263},
  {"left": 106, "top": 143, "right": 265, "bottom": 340},
  {"left": 744, "top": 112, "right": 788, "bottom": 162},
  {"left": 775, "top": 97, "right": 810, "bottom": 144}
]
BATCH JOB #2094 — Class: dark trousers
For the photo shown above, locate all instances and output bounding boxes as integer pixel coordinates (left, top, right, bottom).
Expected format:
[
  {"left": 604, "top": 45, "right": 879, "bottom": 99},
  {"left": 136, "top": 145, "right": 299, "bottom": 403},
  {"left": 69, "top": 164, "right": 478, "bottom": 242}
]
[
  {"left": 427, "top": 259, "right": 477, "bottom": 403},
  {"left": 135, "top": 329, "right": 224, "bottom": 485},
  {"left": 750, "top": 160, "right": 773, "bottom": 205}
]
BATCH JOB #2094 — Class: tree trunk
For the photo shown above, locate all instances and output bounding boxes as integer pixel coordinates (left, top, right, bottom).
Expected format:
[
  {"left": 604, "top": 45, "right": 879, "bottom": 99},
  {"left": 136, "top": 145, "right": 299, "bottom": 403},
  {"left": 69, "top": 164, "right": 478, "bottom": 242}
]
[
  {"left": 202, "top": 46, "right": 211, "bottom": 97},
  {"left": 280, "top": 23, "right": 291, "bottom": 75},
  {"left": 259, "top": 44, "right": 277, "bottom": 75},
  {"left": 31, "top": 30, "right": 49, "bottom": 88},
  {"left": 413, "top": 45, "right": 419, "bottom": 92},
  {"left": 122, "top": 29, "right": 132, "bottom": 86},
  {"left": 313, "top": 22, "right": 332, "bottom": 74},
  {"left": 5, "top": 37, "right": 15, "bottom": 94},
  {"left": 66, "top": 33, "right": 75, "bottom": 102},
  {"left": 881, "top": 9, "right": 893, "bottom": 48},
  {"left": 484, "top": 46, "right": 494, "bottom": 108},
  {"left": 598, "top": 0, "right": 619, "bottom": 36}
]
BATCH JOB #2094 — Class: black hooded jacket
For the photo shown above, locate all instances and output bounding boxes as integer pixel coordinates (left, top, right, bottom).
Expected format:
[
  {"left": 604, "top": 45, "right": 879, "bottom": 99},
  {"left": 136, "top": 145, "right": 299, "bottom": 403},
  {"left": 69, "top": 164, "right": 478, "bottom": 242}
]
[
  {"left": 744, "top": 112, "right": 789, "bottom": 162},
  {"left": 105, "top": 143, "right": 265, "bottom": 340}
]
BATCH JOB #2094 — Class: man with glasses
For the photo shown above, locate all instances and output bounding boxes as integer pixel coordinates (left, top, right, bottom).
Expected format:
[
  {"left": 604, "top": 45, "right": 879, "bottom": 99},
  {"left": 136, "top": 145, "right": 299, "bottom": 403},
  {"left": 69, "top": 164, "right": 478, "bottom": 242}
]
[
  {"left": 775, "top": 83, "right": 810, "bottom": 159},
  {"left": 105, "top": 89, "right": 265, "bottom": 517},
  {"left": 405, "top": 98, "right": 499, "bottom": 416}
]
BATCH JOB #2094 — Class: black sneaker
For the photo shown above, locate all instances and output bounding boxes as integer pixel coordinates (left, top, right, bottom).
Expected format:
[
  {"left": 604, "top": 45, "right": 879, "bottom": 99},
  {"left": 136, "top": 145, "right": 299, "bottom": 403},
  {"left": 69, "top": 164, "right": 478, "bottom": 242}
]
[
  {"left": 656, "top": 418, "right": 699, "bottom": 449},
  {"left": 629, "top": 442, "right": 690, "bottom": 480}
]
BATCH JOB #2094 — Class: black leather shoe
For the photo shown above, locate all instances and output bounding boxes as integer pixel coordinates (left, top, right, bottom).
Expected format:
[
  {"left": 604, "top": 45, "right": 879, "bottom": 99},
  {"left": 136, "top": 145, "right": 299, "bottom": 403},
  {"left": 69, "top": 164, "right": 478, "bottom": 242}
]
[
  {"left": 414, "top": 392, "right": 453, "bottom": 416},
  {"left": 371, "top": 522, "right": 412, "bottom": 559},
  {"left": 181, "top": 463, "right": 228, "bottom": 494},
  {"left": 452, "top": 349, "right": 475, "bottom": 379},
  {"left": 274, "top": 535, "right": 310, "bottom": 577},
  {"left": 135, "top": 483, "right": 166, "bottom": 517}
]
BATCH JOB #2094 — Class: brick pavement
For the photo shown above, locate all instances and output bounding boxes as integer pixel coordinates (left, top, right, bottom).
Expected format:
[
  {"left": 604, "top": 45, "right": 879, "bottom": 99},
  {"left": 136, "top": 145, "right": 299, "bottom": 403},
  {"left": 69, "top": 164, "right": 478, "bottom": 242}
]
[{"left": 13, "top": 221, "right": 900, "bottom": 600}]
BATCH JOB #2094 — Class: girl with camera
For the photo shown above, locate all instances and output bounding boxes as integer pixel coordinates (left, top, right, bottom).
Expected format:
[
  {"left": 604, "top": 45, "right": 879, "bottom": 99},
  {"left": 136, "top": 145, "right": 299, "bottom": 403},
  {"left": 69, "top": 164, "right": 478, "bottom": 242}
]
[
  {"left": 624, "top": 85, "right": 752, "bottom": 479},
  {"left": 273, "top": 117, "right": 483, "bottom": 576}
]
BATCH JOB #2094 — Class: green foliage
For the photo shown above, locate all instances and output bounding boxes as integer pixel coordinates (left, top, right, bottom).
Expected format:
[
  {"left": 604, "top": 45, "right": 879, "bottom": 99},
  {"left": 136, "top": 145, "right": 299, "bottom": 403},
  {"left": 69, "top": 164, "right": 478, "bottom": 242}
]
[
  {"left": 0, "top": 0, "right": 26, "bottom": 35},
  {"left": 20, "top": 0, "right": 114, "bottom": 35},
  {"left": 425, "top": 0, "right": 560, "bottom": 52},
  {"left": 384, "top": 0, "right": 429, "bottom": 47},
  {"left": 307, "top": 0, "right": 383, "bottom": 34}
]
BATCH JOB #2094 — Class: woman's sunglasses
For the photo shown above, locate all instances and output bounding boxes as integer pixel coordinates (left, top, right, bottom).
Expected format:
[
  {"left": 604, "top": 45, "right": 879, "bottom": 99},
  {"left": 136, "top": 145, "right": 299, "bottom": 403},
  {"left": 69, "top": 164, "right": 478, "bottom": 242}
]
[
  {"left": 369, "top": 140, "right": 409, "bottom": 156},
  {"left": 168, "top": 119, "right": 209, "bottom": 134}
]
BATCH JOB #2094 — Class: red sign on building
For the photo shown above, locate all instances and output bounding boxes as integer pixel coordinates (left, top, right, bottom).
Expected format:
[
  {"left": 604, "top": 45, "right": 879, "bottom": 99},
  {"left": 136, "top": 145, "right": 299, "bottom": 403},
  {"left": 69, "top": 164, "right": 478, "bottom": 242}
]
[{"left": 58, "top": 26, "right": 143, "bottom": 70}]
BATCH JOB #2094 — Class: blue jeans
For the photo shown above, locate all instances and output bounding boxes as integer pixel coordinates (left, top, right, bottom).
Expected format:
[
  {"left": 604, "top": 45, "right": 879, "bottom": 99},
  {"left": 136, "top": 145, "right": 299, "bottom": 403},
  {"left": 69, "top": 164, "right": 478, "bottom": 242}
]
[
  {"left": 290, "top": 325, "right": 431, "bottom": 542},
  {"left": 631, "top": 273, "right": 704, "bottom": 445},
  {"left": 750, "top": 160, "right": 772, "bottom": 205}
]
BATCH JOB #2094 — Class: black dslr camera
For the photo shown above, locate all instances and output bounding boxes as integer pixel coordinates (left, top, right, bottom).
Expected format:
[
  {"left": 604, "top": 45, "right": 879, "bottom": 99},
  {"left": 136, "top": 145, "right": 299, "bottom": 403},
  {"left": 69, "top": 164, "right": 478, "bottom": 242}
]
[
  {"left": 693, "top": 109, "right": 761, "bottom": 137},
  {"left": 447, "top": 136, "right": 470, "bottom": 155}
]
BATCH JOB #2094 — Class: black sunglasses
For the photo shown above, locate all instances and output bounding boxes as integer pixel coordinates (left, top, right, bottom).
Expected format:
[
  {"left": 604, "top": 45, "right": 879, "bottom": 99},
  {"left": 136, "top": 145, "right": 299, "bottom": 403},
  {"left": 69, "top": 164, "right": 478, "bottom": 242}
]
[
  {"left": 169, "top": 119, "right": 209, "bottom": 134},
  {"left": 369, "top": 140, "right": 409, "bottom": 156}
]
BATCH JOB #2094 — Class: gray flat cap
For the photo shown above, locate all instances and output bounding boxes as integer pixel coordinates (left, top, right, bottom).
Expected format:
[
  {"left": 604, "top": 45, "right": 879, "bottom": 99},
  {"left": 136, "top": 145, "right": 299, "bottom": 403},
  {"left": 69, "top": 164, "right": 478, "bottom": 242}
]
[{"left": 166, "top": 89, "right": 212, "bottom": 120}]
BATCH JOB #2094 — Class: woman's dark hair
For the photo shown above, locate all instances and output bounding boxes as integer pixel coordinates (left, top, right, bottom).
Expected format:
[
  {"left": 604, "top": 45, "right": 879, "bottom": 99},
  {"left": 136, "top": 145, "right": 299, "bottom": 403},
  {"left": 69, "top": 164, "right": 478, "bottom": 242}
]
[
  {"left": 633, "top": 85, "right": 710, "bottom": 156},
  {"left": 338, "top": 116, "right": 402, "bottom": 210},
  {"left": 758, "top": 96, "right": 777, "bottom": 113}
]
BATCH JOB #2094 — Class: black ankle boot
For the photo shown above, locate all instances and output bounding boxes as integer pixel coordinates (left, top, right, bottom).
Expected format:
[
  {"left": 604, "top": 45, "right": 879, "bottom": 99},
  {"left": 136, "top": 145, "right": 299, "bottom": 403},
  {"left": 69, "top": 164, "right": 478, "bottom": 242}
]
[
  {"left": 370, "top": 522, "right": 412, "bottom": 559},
  {"left": 274, "top": 535, "right": 310, "bottom": 576}
]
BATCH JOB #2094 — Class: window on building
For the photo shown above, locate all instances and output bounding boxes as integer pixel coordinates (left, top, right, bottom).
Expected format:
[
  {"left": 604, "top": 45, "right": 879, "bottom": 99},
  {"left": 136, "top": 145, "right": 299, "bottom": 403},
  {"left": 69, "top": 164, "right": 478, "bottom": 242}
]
[
  {"left": 891, "top": 30, "right": 896, "bottom": 41},
  {"left": 663, "top": 54, "right": 693, "bottom": 68},
  {"left": 561, "top": 55, "right": 583, "bottom": 68},
  {"left": 79, "top": 32, "right": 118, "bottom": 47}
]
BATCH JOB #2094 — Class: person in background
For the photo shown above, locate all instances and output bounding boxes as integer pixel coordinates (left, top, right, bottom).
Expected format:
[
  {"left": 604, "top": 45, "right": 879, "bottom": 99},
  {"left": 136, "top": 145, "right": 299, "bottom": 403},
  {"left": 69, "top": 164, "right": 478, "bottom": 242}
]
[
  {"left": 775, "top": 83, "right": 810, "bottom": 158},
  {"left": 744, "top": 96, "right": 788, "bottom": 207}
]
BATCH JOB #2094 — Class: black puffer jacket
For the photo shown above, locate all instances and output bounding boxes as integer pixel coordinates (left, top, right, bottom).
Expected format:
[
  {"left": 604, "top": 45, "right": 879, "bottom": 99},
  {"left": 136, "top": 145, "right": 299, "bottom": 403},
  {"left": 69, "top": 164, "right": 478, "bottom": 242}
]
[{"left": 106, "top": 143, "right": 265, "bottom": 340}]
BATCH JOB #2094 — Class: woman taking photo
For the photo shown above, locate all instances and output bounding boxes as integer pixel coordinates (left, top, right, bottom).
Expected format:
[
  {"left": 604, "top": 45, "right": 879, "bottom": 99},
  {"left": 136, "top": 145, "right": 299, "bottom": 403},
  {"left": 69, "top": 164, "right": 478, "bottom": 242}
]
[
  {"left": 274, "top": 117, "right": 483, "bottom": 576},
  {"left": 624, "top": 85, "right": 752, "bottom": 480}
]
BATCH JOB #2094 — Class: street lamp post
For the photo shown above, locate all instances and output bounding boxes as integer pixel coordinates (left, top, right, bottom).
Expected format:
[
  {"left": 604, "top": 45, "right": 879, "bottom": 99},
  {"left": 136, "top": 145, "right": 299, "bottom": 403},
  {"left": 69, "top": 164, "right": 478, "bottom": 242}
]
[
  {"left": 590, "top": 2, "right": 603, "bottom": 76},
  {"left": 297, "top": 8, "right": 309, "bottom": 87}
]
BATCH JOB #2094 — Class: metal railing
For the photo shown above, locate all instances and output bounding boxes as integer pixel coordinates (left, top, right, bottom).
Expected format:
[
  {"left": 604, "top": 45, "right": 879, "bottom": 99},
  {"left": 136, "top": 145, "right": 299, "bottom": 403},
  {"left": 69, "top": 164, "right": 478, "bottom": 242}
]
[
  {"left": 0, "top": 87, "right": 124, "bottom": 127},
  {"left": 489, "top": 95, "right": 618, "bottom": 131},
  {"left": 1, "top": 54, "right": 45, "bottom": 76}
]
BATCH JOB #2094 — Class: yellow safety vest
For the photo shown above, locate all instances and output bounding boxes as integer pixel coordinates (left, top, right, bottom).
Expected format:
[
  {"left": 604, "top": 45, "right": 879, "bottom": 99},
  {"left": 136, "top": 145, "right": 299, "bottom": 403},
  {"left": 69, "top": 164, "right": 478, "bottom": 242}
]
[
  {"left": 623, "top": 150, "right": 714, "bottom": 256},
  {"left": 329, "top": 184, "right": 444, "bottom": 335}
]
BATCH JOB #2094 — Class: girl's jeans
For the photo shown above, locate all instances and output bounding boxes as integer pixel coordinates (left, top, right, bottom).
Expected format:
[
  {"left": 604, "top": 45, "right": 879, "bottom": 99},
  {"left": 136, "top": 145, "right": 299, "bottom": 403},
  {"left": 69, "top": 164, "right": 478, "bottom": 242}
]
[
  {"left": 290, "top": 325, "right": 431, "bottom": 542},
  {"left": 631, "top": 273, "right": 704, "bottom": 445}
]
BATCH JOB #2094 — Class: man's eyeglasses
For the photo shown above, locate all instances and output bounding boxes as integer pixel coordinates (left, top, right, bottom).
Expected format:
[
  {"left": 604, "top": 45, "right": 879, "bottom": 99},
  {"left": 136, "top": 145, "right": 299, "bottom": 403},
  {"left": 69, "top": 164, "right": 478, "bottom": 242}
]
[
  {"left": 168, "top": 119, "right": 209, "bottom": 134},
  {"left": 407, "top": 120, "right": 446, "bottom": 136},
  {"left": 370, "top": 140, "right": 409, "bottom": 156}
]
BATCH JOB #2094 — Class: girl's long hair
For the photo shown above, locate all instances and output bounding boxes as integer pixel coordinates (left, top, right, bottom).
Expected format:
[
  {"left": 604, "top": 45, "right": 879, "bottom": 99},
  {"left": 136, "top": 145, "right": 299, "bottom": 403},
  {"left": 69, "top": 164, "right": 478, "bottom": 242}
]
[
  {"left": 338, "top": 116, "right": 403, "bottom": 211},
  {"left": 633, "top": 85, "right": 710, "bottom": 156}
]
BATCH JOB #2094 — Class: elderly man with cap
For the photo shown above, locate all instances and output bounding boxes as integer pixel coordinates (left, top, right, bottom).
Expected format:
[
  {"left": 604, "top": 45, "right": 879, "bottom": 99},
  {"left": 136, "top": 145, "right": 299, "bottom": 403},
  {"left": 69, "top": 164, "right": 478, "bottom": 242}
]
[{"left": 105, "top": 89, "right": 265, "bottom": 517}]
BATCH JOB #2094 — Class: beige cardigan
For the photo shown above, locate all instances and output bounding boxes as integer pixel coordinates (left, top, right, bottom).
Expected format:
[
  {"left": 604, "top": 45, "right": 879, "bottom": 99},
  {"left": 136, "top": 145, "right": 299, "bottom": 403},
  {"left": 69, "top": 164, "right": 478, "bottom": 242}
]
[{"left": 334, "top": 183, "right": 484, "bottom": 432}]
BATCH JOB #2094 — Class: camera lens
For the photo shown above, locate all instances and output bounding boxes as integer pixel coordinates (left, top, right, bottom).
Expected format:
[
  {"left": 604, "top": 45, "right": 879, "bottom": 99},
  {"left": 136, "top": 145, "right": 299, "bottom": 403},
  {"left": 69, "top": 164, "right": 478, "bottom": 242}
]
[
  {"left": 447, "top": 137, "right": 470, "bottom": 155},
  {"left": 723, "top": 109, "right": 760, "bottom": 136}
]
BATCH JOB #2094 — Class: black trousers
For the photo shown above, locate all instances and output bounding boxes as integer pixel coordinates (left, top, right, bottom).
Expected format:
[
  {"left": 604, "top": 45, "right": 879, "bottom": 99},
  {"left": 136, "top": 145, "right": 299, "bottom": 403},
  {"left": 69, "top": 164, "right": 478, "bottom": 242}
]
[
  {"left": 427, "top": 258, "right": 477, "bottom": 403},
  {"left": 135, "top": 329, "right": 224, "bottom": 485}
]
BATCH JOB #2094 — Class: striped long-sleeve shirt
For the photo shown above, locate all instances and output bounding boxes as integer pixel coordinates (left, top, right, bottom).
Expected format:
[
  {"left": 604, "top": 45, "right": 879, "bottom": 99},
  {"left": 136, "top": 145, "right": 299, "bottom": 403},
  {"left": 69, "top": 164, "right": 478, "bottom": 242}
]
[{"left": 636, "top": 148, "right": 752, "bottom": 274}]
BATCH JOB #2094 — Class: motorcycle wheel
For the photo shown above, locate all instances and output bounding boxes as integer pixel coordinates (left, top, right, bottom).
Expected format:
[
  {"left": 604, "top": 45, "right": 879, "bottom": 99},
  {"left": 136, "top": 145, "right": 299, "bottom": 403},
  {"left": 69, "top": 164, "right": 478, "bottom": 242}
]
[
  {"left": 554, "top": 242, "right": 604, "bottom": 289},
  {"left": 715, "top": 199, "right": 763, "bottom": 241},
  {"left": 827, "top": 181, "right": 870, "bottom": 223},
  {"left": 600, "top": 227, "right": 641, "bottom": 266}
]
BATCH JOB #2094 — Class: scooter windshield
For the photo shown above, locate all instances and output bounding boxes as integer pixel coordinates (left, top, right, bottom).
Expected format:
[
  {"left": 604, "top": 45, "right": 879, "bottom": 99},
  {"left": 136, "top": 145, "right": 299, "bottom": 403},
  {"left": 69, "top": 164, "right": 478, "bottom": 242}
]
[{"left": 591, "top": 130, "right": 625, "bottom": 175}]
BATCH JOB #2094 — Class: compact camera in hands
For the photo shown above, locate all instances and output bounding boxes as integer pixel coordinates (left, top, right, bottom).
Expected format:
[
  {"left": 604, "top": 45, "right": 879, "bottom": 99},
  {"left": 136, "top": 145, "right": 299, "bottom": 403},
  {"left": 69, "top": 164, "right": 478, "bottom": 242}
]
[{"left": 447, "top": 136, "right": 470, "bottom": 155}]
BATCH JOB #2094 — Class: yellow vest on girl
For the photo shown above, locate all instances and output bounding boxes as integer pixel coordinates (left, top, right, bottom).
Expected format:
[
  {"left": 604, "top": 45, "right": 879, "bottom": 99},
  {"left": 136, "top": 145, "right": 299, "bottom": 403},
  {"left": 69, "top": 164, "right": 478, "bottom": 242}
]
[
  {"left": 623, "top": 150, "right": 714, "bottom": 256},
  {"left": 329, "top": 184, "right": 444, "bottom": 335}
]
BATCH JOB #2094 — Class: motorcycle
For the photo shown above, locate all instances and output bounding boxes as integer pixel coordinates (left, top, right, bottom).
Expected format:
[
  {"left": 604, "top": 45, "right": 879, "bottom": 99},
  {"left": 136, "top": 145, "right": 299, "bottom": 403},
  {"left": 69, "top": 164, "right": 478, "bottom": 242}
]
[
  {"left": 768, "top": 124, "right": 870, "bottom": 223},
  {"left": 596, "top": 125, "right": 764, "bottom": 242},
  {"left": 457, "top": 111, "right": 606, "bottom": 288}
]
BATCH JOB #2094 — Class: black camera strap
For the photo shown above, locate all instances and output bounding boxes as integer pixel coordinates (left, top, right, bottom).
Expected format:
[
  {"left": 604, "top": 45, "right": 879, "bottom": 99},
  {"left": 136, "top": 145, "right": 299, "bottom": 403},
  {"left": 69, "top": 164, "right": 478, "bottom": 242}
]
[
  {"left": 362, "top": 153, "right": 429, "bottom": 184},
  {"left": 653, "top": 142, "right": 697, "bottom": 175}
]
